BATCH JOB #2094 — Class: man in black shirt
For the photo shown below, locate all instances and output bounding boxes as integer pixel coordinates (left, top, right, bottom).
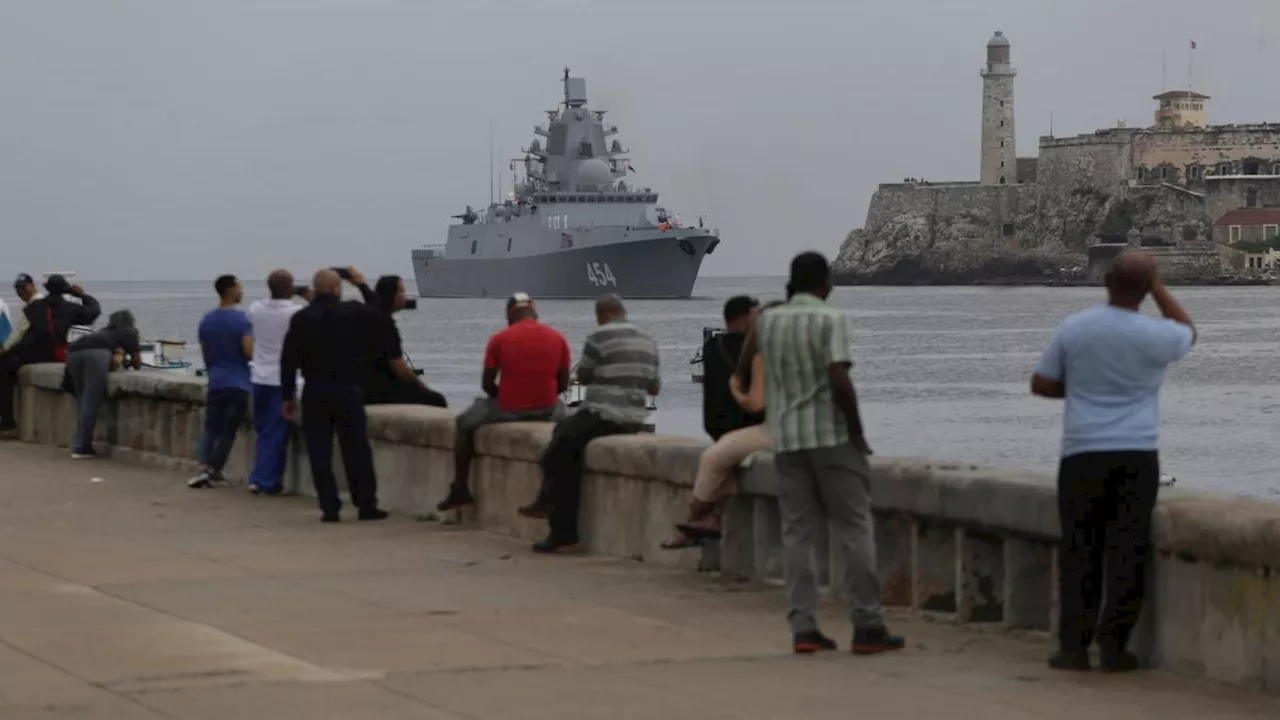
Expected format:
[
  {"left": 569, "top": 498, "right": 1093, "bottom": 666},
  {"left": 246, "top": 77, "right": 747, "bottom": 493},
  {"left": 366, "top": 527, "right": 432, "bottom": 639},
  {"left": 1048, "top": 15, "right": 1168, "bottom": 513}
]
[
  {"left": 703, "top": 295, "right": 762, "bottom": 441},
  {"left": 0, "top": 274, "right": 101, "bottom": 437},
  {"left": 281, "top": 268, "right": 389, "bottom": 523}
]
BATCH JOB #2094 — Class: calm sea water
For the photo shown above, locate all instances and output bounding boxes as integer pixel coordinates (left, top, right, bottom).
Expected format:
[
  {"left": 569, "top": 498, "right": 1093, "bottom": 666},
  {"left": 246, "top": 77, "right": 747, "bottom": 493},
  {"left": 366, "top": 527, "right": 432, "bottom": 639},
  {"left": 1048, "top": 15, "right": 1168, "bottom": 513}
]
[{"left": 6, "top": 277, "right": 1278, "bottom": 500}]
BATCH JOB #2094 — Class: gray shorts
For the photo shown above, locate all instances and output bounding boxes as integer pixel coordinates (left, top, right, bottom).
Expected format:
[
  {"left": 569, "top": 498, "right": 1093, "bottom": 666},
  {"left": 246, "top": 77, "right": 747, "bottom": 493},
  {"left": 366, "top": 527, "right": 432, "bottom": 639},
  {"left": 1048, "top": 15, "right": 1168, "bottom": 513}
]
[{"left": 457, "top": 396, "right": 565, "bottom": 433}]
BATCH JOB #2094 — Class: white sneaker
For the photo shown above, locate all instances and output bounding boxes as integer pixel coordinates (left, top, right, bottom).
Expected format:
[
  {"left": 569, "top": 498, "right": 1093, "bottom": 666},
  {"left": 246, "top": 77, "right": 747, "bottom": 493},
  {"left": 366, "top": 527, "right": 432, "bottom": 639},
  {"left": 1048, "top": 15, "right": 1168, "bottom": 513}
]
[{"left": 187, "top": 471, "right": 215, "bottom": 489}]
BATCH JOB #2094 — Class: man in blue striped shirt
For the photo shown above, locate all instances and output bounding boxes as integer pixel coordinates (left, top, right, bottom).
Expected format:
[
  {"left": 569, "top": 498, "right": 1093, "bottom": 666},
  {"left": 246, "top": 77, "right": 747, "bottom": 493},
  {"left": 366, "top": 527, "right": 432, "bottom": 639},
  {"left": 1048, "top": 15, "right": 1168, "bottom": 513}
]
[
  {"left": 756, "top": 252, "right": 904, "bottom": 656},
  {"left": 520, "top": 293, "right": 660, "bottom": 553}
]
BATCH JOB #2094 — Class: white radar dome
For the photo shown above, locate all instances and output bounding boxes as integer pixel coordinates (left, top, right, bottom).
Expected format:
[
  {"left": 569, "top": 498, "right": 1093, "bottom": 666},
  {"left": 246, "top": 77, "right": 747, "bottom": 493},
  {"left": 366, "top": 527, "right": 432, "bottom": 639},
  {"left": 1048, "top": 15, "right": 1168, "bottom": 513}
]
[{"left": 577, "top": 158, "right": 613, "bottom": 188}]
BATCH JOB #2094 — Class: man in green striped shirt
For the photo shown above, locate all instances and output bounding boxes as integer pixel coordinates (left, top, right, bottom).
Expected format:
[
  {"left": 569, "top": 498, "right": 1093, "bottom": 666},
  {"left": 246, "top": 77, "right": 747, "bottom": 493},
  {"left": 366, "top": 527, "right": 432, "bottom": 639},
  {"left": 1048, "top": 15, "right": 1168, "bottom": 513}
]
[{"left": 755, "top": 252, "right": 904, "bottom": 656}]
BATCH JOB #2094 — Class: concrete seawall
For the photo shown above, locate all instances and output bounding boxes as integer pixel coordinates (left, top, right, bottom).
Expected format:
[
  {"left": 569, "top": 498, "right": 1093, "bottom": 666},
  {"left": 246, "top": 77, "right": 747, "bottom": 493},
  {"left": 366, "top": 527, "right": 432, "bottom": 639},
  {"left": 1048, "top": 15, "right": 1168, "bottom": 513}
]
[{"left": 14, "top": 364, "right": 1280, "bottom": 694}]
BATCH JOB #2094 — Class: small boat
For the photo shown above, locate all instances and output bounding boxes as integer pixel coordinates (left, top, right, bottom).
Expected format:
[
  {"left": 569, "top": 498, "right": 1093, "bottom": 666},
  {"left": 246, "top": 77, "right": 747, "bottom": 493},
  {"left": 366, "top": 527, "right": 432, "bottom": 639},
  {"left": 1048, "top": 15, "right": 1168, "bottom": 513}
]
[
  {"left": 688, "top": 326, "right": 723, "bottom": 384},
  {"left": 65, "top": 325, "right": 193, "bottom": 373}
]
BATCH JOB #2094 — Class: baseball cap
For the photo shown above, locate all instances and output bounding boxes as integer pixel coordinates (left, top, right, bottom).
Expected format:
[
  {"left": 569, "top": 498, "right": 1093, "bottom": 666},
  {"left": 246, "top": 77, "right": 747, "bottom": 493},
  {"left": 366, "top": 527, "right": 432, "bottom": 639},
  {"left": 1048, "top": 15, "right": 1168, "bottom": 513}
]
[
  {"left": 506, "top": 291, "right": 534, "bottom": 309},
  {"left": 13, "top": 273, "right": 33, "bottom": 289}
]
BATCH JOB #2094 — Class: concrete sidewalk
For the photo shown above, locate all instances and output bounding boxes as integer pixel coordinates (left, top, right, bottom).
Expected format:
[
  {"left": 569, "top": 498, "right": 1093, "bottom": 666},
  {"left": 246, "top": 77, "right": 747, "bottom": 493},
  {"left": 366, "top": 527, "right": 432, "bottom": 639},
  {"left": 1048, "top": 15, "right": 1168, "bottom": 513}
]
[{"left": 0, "top": 442, "right": 1276, "bottom": 719}]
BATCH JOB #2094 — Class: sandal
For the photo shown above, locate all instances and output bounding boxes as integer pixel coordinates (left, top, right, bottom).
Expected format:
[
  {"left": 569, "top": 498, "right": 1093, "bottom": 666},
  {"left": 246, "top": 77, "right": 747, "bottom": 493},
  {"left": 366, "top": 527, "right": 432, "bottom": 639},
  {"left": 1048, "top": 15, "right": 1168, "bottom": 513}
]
[{"left": 675, "top": 522, "right": 723, "bottom": 541}]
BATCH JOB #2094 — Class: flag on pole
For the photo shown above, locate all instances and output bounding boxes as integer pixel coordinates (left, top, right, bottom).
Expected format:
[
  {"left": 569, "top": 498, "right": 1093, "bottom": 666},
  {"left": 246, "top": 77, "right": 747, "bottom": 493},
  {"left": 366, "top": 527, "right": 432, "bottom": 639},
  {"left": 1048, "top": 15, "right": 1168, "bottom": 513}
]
[{"left": 1190, "top": 40, "right": 1197, "bottom": 49}]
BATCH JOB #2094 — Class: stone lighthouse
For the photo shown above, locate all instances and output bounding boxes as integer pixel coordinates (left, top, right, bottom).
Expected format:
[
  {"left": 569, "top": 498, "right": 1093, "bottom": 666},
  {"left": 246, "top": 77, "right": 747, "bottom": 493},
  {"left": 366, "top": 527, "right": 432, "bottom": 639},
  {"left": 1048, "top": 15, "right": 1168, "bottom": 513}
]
[{"left": 980, "top": 30, "right": 1017, "bottom": 185}]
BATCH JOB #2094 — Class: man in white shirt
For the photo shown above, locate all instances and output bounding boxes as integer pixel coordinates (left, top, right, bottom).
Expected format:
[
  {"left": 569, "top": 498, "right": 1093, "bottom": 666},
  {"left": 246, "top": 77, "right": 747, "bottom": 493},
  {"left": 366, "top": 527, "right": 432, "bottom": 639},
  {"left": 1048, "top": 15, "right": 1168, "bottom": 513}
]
[{"left": 246, "top": 270, "right": 303, "bottom": 495}]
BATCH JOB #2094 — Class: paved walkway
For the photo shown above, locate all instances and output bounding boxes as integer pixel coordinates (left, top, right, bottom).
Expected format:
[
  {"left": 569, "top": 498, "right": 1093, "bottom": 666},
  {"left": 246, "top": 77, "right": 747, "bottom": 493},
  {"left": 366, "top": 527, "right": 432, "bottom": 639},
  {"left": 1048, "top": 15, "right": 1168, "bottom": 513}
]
[{"left": 1, "top": 443, "right": 1277, "bottom": 719}]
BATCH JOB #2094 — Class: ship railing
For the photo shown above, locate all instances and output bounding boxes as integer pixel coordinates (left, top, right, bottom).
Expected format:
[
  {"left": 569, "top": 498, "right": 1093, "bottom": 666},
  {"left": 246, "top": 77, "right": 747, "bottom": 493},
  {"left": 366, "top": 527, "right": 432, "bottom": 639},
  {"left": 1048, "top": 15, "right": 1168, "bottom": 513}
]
[{"left": 414, "top": 244, "right": 447, "bottom": 259}]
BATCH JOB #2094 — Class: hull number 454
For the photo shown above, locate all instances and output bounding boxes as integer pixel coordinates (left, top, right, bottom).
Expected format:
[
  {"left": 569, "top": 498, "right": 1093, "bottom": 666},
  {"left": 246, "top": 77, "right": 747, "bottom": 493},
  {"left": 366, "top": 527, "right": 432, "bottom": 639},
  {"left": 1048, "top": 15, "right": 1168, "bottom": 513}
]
[{"left": 587, "top": 261, "right": 617, "bottom": 287}]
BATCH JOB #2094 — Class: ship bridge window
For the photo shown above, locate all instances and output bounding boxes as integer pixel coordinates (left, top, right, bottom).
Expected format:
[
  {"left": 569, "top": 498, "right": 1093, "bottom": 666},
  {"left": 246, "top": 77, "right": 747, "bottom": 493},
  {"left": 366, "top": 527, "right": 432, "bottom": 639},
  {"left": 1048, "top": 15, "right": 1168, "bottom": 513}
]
[{"left": 578, "top": 140, "right": 594, "bottom": 158}]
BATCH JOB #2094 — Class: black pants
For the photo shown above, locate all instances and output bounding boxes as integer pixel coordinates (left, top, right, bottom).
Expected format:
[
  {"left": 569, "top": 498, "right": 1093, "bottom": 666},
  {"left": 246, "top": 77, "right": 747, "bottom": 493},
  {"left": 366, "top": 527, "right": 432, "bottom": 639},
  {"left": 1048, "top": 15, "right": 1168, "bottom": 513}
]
[
  {"left": 539, "top": 409, "right": 639, "bottom": 542},
  {"left": 0, "top": 352, "right": 22, "bottom": 430},
  {"left": 1056, "top": 450, "right": 1160, "bottom": 653},
  {"left": 365, "top": 380, "right": 448, "bottom": 409},
  {"left": 302, "top": 385, "right": 379, "bottom": 516}
]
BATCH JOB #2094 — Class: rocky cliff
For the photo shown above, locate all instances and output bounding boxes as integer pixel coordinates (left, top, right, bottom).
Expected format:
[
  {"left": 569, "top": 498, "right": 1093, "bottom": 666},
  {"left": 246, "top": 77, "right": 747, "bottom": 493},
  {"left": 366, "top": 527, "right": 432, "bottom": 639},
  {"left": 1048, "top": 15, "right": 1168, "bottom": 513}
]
[{"left": 832, "top": 181, "right": 1214, "bottom": 284}]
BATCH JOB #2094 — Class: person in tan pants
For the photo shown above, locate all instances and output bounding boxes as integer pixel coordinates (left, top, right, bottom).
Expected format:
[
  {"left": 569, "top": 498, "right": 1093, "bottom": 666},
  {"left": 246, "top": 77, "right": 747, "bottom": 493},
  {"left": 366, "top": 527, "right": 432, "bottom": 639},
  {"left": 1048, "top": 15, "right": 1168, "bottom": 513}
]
[{"left": 663, "top": 301, "right": 781, "bottom": 548}]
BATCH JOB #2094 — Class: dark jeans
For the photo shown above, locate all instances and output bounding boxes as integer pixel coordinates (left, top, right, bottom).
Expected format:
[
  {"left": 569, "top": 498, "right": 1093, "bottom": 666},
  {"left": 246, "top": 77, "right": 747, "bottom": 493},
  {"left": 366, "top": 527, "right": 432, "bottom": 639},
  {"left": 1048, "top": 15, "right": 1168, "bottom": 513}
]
[
  {"left": 0, "top": 351, "right": 22, "bottom": 430},
  {"left": 198, "top": 388, "right": 249, "bottom": 473},
  {"left": 67, "top": 349, "right": 112, "bottom": 452},
  {"left": 365, "top": 379, "right": 448, "bottom": 409},
  {"left": 1057, "top": 450, "right": 1160, "bottom": 654},
  {"left": 302, "top": 385, "right": 378, "bottom": 516},
  {"left": 539, "top": 408, "right": 640, "bottom": 542}
]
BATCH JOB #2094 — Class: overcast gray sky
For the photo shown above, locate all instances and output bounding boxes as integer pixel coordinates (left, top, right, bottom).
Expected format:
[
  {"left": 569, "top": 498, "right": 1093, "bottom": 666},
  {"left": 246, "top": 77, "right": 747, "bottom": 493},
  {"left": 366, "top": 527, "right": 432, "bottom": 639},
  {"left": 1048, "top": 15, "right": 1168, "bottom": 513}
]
[{"left": 2, "top": 0, "right": 1277, "bottom": 281}]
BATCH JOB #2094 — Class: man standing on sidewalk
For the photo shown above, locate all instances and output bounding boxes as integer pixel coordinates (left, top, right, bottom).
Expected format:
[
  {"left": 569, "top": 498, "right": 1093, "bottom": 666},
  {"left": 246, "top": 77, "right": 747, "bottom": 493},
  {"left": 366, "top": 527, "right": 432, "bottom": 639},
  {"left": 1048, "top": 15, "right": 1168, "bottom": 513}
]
[
  {"left": 755, "top": 251, "right": 904, "bottom": 656},
  {"left": 280, "top": 268, "right": 388, "bottom": 523},
  {"left": 1032, "top": 251, "right": 1194, "bottom": 673},
  {"left": 189, "top": 275, "right": 254, "bottom": 488},
  {"left": 245, "top": 270, "right": 302, "bottom": 495}
]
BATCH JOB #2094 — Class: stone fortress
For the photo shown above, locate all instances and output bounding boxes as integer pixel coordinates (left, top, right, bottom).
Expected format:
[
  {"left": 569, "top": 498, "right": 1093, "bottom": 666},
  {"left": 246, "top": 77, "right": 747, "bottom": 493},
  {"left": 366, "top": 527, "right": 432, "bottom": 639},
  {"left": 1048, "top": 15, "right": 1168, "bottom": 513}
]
[{"left": 834, "top": 31, "right": 1280, "bottom": 283}]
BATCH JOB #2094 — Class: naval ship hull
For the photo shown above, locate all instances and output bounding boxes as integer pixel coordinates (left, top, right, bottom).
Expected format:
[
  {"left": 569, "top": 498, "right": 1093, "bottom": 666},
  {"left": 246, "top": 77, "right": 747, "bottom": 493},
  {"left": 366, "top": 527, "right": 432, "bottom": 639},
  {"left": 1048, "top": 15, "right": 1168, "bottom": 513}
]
[{"left": 413, "top": 233, "right": 717, "bottom": 299}]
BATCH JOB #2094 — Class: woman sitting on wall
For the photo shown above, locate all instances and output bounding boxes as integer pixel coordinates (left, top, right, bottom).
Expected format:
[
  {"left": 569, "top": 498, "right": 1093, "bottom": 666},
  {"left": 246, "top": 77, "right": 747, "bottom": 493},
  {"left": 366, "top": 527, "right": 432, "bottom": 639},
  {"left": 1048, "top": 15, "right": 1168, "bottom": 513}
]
[
  {"left": 662, "top": 299, "right": 785, "bottom": 549},
  {"left": 65, "top": 310, "right": 143, "bottom": 460}
]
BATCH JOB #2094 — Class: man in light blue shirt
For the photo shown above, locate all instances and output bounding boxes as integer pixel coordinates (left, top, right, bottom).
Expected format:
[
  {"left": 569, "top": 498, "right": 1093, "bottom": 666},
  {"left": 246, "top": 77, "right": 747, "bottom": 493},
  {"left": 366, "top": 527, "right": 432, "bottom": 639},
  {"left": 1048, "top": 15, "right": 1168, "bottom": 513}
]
[{"left": 1032, "top": 251, "right": 1194, "bottom": 673}]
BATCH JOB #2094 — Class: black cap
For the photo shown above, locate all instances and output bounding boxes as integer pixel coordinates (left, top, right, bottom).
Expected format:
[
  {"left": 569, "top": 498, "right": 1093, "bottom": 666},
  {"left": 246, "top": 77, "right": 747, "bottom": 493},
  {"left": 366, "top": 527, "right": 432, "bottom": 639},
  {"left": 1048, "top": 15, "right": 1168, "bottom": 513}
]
[
  {"left": 13, "top": 273, "right": 33, "bottom": 289},
  {"left": 507, "top": 292, "right": 533, "bottom": 309},
  {"left": 44, "top": 274, "right": 71, "bottom": 295}
]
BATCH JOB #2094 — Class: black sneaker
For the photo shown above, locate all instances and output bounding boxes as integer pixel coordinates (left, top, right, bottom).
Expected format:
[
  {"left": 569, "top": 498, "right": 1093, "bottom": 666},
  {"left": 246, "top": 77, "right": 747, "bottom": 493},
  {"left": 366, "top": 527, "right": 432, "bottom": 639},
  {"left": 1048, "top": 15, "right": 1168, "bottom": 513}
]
[
  {"left": 1048, "top": 649, "right": 1092, "bottom": 671},
  {"left": 249, "top": 484, "right": 283, "bottom": 496},
  {"left": 321, "top": 512, "right": 340, "bottom": 523},
  {"left": 793, "top": 631, "right": 838, "bottom": 654},
  {"left": 518, "top": 499, "right": 551, "bottom": 519},
  {"left": 70, "top": 448, "right": 98, "bottom": 460},
  {"left": 1100, "top": 649, "right": 1140, "bottom": 673},
  {"left": 358, "top": 509, "right": 390, "bottom": 521},
  {"left": 436, "top": 485, "right": 476, "bottom": 512},
  {"left": 851, "top": 626, "right": 906, "bottom": 655},
  {"left": 531, "top": 536, "right": 577, "bottom": 553}
]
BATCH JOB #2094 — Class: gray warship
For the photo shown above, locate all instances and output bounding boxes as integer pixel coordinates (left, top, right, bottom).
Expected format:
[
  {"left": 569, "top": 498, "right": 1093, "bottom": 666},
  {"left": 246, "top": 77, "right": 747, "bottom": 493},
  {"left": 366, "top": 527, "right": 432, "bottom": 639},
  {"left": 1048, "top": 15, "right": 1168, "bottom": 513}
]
[{"left": 412, "top": 69, "right": 720, "bottom": 299}]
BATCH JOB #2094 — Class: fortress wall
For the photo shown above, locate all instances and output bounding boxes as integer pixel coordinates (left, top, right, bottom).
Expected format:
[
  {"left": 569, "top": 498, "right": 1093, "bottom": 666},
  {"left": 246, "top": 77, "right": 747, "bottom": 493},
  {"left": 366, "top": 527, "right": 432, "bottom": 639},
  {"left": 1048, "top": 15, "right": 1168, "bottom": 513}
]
[
  {"left": 15, "top": 364, "right": 1280, "bottom": 692},
  {"left": 1035, "top": 133, "right": 1133, "bottom": 200},
  {"left": 1134, "top": 127, "right": 1280, "bottom": 178}
]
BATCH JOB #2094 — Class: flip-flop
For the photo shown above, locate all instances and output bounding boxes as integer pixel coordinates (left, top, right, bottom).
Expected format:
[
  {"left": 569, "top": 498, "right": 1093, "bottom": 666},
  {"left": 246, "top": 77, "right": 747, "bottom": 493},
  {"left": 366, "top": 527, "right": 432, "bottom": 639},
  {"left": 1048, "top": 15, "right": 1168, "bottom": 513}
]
[
  {"left": 675, "top": 523, "right": 723, "bottom": 541},
  {"left": 660, "top": 533, "right": 705, "bottom": 550}
]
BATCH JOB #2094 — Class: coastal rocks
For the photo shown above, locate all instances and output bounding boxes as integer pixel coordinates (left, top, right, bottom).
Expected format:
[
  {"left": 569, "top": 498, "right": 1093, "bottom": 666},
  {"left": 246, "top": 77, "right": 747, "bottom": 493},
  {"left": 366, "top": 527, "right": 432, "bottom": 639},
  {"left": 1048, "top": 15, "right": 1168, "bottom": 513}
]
[{"left": 833, "top": 181, "right": 1215, "bottom": 284}]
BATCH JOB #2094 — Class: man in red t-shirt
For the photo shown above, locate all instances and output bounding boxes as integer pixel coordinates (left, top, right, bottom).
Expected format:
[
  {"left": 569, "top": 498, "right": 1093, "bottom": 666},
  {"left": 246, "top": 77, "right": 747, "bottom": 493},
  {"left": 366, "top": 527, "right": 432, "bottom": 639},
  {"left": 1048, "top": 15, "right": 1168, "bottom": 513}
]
[{"left": 437, "top": 292, "right": 571, "bottom": 511}]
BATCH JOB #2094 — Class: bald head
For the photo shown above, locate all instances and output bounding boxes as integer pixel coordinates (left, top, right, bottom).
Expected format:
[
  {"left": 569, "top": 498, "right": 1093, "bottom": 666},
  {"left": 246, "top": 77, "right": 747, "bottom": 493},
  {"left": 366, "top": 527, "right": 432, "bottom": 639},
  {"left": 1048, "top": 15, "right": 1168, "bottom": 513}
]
[
  {"left": 595, "top": 293, "right": 626, "bottom": 325},
  {"left": 267, "top": 269, "right": 294, "bottom": 300},
  {"left": 312, "top": 269, "right": 342, "bottom": 298},
  {"left": 1106, "top": 251, "right": 1156, "bottom": 307}
]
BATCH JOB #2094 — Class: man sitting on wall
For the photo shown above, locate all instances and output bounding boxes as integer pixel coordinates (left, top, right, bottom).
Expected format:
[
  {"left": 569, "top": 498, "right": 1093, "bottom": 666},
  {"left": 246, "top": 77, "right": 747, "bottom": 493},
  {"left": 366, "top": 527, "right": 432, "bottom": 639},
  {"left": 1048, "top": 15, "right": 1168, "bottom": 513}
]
[
  {"left": 518, "top": 293, "right": 660, "bottom": 553},
  {"left": 436, "top": 292, "right": 571, "bottom": 512}
]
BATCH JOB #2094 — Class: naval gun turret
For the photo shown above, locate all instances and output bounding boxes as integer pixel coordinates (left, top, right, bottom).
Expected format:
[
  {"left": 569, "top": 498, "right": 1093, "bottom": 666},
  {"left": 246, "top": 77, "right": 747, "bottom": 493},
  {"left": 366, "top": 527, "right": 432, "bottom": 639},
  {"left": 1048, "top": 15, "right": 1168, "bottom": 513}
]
[{"left": 451, "top": 205, "right": 478, "bottom": 225}]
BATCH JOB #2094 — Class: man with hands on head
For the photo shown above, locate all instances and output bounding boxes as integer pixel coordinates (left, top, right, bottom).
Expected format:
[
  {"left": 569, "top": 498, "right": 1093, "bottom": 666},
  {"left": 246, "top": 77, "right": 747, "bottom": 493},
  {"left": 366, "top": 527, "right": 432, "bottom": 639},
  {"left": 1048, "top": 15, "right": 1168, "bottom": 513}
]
[{"left": 1032, "top": 251, "right": 1194, "bottom": 673}]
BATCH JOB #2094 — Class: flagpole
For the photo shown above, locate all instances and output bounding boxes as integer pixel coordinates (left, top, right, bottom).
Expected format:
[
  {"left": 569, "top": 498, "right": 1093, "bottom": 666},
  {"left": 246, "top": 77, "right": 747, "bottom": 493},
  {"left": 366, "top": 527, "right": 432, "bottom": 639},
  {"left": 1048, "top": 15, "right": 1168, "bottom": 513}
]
[
  {"left": 1188, "top": 40, "right": 1194, "bottom": 91},
  {"left": 1161, "top": 49, "right": 1167, "bottom": 91}
]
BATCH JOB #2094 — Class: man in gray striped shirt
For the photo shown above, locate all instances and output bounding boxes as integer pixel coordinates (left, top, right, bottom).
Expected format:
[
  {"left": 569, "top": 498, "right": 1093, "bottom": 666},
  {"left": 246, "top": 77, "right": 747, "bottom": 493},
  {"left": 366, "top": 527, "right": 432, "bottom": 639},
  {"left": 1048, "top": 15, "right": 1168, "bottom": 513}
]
[
  {"left": 520, "top": 294, "right": 660, "bottom": 553},
  {"left": 756, "top": 252, "right": 904, "bottom": 656}
]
